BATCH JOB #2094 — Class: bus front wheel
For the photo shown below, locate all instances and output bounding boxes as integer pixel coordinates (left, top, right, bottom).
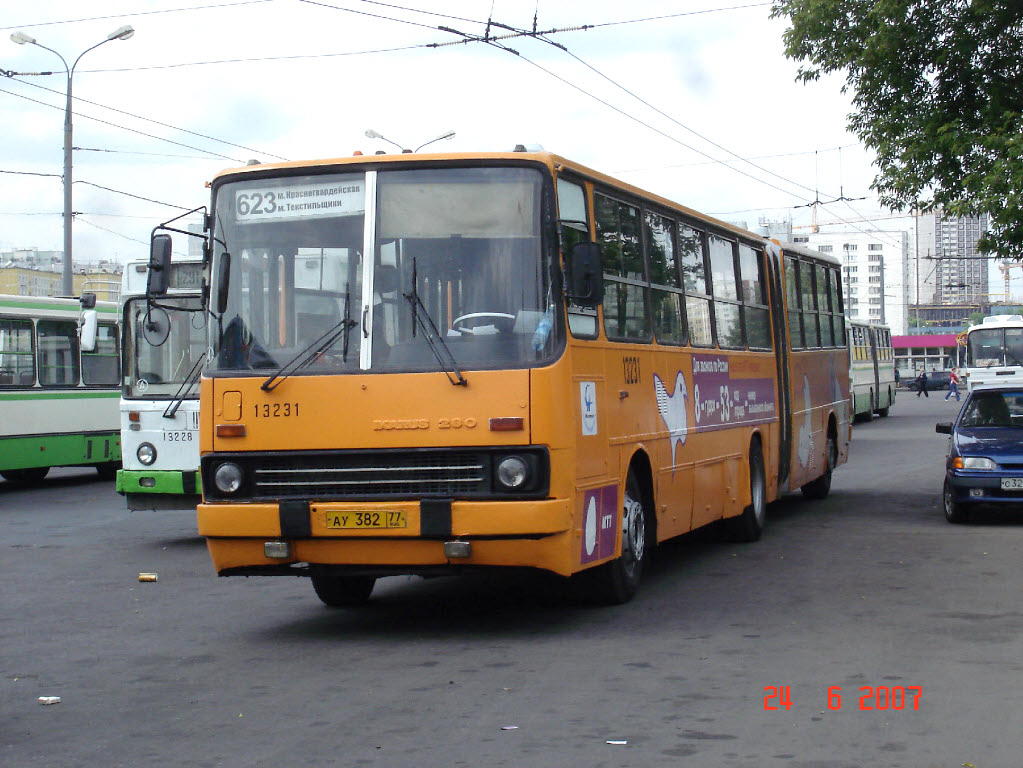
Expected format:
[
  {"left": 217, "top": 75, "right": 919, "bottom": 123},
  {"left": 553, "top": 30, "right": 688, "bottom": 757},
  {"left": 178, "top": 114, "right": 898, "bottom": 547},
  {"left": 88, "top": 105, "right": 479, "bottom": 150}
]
[
  {"left": 581, "top": 470, "right": 649, "bottom": 605},
  {"left": 309, "top": 566, "right": 376, "bottom": 607}
]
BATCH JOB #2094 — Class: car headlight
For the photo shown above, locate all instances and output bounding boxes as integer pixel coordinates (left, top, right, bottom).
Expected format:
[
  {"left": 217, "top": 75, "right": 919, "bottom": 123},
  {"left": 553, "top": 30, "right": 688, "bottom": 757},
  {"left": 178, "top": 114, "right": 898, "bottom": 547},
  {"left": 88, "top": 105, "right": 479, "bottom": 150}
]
[
  {"left": 137, "top": 442, "right": 157, "bottom": 466},
  {"left": 496, "top": 456, "right": 529, "bottom": 489},
  {"left": 214, "top": 462, "right": 244, "bottom": 494},
  {"left": 957, "top": 456, "right": 998, "bottom": 470}
]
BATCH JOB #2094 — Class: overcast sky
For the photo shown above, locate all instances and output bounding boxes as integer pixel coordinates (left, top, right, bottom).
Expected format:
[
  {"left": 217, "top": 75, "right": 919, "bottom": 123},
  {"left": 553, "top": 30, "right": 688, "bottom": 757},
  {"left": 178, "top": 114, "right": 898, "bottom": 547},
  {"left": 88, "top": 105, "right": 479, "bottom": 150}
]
[{"left": 1, "top": 0, "right": 908, "bottom": 266}]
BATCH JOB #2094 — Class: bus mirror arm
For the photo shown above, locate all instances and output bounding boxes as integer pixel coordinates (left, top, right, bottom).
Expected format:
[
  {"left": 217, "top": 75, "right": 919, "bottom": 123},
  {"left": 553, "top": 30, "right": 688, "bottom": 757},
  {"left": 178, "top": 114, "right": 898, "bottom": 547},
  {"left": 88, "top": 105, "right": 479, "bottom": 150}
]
[{"left": 567, "top": 241, "right": 604, "bottom": 307}]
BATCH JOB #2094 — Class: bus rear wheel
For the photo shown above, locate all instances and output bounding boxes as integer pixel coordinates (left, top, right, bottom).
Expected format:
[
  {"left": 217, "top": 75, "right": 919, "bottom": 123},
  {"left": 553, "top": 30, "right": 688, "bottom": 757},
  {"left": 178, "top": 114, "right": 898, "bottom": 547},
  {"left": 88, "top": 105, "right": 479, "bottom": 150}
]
[
  {"left": 1, "top": 467, "right": 49, "bottom": 485},
  {"left": 724, "top": 443, "right": 767, "bottom": 542},
  {"left": 582, "top": 470, "right": 649, "bottom": 605},
  {"left": 309, "top": 566, "right": 376, "bottom": 607},
  {"left": 801, "top": 435, "right": 836, "bottom": 499}
]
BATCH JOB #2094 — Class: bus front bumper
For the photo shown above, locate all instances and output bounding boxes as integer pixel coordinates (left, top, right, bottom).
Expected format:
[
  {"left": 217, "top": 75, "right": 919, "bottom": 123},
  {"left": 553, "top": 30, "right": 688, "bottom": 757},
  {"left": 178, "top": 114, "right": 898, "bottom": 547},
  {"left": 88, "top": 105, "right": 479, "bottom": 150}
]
[{"left": 197, "top": 498, "right": 580, "bottom": 577}]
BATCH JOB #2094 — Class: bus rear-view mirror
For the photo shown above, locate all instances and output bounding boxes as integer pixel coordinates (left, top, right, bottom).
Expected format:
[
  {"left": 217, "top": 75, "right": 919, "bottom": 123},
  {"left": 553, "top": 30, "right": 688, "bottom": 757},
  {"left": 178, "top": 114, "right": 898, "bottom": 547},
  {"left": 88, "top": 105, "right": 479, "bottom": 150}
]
[
  {"left": 216, "top": 252, "right": 231, "bottom": 315},
  {"left": 80, "top": 310, "right": 98, "bottom": 353},
  {"left": 148, "top": 233, "right": 172, "bottom": 297}
]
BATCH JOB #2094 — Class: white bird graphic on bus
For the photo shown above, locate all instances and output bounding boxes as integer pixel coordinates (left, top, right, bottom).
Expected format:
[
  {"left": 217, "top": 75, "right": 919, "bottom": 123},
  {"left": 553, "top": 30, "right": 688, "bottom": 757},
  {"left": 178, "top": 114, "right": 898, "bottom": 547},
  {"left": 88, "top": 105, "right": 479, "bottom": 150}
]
[
  {"left": 654, "top": 371, "right": 688, "bottom": 465},
  {"left": 797, "top": 374, "right": 816, "bottom": 470}
]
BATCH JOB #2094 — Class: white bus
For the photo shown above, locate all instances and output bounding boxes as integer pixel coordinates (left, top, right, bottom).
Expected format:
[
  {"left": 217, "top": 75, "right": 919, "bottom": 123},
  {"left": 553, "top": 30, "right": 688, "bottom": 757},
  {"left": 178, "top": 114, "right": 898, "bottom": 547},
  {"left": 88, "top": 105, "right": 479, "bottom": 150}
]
[
  {"left": 847, "top": 320, "right": 896, "bottom": 421},
  {"left": 0, "top": 294, "right": 121, "bottom": 483},
  {"left": 962, "top": 314, "right": 1023, "bottom": 391},
  {"left": 116, "top": 260, "right": 207, "bottom": 510}
]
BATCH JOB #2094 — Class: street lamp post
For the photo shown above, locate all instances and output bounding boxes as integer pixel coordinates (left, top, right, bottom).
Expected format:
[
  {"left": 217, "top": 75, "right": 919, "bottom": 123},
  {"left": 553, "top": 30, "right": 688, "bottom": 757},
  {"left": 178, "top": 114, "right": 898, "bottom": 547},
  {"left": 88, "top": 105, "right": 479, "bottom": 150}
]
[
  {"left": 10, "top": 25, "right": 134, "bottom": 296},
  {"left": 365, "top": 129, "right": 455, "bottom": 154}
]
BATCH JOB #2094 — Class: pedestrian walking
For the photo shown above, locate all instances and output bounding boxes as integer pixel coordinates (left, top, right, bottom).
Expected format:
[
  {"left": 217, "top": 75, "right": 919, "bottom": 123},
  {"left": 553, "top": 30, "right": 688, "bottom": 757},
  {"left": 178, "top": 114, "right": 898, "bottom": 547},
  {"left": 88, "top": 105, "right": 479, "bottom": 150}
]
[
  {"left": 945, "top": 367, "right": 961, "bottom": 401},
  {"left": 916, "top": 370, "right": 929, "bottom": 397}
]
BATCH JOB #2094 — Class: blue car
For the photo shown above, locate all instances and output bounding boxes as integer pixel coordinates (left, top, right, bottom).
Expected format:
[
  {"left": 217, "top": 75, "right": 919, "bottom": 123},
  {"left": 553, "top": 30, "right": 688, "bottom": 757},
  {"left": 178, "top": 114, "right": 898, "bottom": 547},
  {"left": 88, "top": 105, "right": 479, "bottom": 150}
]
[{"left": 936, "top": 385, "right": 1023, "bottom": 523}]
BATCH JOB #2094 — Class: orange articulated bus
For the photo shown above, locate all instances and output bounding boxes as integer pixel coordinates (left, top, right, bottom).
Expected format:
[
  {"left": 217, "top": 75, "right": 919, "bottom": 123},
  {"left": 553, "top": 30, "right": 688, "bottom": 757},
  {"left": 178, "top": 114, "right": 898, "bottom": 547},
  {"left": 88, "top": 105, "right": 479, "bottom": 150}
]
[{"left": 154, "top": 150, "right": 850, "bottom": 606}]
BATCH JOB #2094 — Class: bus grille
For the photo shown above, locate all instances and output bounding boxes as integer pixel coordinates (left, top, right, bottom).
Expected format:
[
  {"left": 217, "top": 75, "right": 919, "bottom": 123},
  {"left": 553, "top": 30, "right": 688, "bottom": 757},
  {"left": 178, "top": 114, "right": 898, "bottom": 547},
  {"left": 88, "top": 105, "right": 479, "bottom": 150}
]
[
  {"left": 201, "top": 447, "right": 549, "bottom": 501},
  {"left": 253, "top": 454, "right": 486, "bottom": 497}
]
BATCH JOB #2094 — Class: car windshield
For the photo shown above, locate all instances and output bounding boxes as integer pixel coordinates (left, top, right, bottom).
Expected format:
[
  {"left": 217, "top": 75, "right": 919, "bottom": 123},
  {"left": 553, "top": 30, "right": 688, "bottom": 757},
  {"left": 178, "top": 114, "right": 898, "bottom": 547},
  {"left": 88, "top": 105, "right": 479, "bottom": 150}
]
[
  {"left": 123, "top": 296, "right": 208, "bottom": 398},
  {"left": 209, "top": 165, "right": 554, "bottom": 377},
  {"left": 959, "top": 390, "right": 1023, "bottom": 428}
]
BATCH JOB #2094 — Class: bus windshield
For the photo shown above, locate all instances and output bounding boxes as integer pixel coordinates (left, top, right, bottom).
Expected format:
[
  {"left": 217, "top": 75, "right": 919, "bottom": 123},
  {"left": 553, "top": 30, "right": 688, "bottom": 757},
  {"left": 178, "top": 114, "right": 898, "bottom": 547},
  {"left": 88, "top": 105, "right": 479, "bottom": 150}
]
[
  {"left": 210, "top": 165, "right": 553, "bottom": 376},
  {"left": 124, "top": 296, "right": 208, "bottom": 398},
  {"left": 967, "top": 326, "right": 1023, "bottom": 368}
]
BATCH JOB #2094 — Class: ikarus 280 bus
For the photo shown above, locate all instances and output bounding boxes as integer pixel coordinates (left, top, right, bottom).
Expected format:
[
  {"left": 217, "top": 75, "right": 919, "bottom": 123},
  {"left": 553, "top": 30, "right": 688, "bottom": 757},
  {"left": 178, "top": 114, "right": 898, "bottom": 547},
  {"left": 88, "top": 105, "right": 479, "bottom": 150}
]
[{"left": 147, "top": 150, "right": 850, "bottom": 606}]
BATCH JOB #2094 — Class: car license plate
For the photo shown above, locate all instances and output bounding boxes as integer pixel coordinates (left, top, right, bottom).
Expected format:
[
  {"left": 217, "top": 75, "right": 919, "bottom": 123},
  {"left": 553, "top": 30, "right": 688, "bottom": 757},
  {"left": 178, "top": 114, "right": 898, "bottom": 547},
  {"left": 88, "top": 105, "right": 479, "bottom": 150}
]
[
  {"left": 325, "top": 510, "right": 407, "bottom": 529},
  {"left": 1000, "top": 477, "right": 1023, "bottom": 490}
]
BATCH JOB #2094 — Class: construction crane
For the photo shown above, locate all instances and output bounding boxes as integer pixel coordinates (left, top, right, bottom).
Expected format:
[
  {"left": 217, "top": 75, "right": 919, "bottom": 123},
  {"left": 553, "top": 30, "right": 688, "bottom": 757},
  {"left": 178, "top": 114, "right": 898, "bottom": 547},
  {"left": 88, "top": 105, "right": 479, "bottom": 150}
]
[{"left": 998, "top": 260, "right": 1023, "bottom": 304}]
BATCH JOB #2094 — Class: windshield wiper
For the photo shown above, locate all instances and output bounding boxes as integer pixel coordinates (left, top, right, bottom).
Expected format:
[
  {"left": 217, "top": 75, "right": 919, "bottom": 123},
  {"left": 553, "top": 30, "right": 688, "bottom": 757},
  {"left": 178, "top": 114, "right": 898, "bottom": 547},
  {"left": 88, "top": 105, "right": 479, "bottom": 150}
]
[
  {"left": 163, "top": 354, "right": 205, "bottom": 419},
  {"left": 261, "top": 283, "right": 358, "bottom": 392},
  {"left": 403, "top": 258, "right": 467, "bottom": 386}
]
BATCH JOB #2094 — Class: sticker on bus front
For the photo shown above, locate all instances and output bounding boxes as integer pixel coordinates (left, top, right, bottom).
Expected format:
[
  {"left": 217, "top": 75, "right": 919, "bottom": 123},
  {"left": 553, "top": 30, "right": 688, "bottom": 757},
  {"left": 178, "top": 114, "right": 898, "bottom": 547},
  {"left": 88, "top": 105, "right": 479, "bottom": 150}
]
[
  {"left": 581, "top": 485, "right": 618, "bottom": 564},
  {"left": 580, "top": 382, "right": 598, "bottom": 436}
]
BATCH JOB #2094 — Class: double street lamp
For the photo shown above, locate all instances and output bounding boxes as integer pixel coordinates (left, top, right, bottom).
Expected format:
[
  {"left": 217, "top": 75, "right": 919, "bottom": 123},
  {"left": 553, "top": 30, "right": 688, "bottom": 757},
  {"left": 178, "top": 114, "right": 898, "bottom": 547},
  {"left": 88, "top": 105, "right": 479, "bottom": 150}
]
[
  {"left": 10, "top": 25, "right": 135, "bottom": 296},
  {"left": 365, "top": 128, "right": 456, "bottom": 154}
]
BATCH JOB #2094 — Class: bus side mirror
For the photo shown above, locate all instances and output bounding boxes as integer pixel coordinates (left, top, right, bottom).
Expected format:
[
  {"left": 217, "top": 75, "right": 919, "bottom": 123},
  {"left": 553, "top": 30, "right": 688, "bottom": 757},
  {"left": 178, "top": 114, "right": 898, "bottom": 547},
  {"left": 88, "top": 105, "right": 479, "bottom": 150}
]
[
  {"left": 80, "top": 292, "right": 96, "bottom": 310},
  {"left": 569, "top": 241, "right": 604, "bottom": 307},
  {"left": 216, "top": 252, "right": 231, "bottom": 315},
  {"left": 935, "top": 422, "right": 952, "bottom": 434},
  {"left": 80, "top": 310, "right": 98, "bottom": 353},
  {"left": 148, "top": 233, "right": 172, "bottom": 296}
]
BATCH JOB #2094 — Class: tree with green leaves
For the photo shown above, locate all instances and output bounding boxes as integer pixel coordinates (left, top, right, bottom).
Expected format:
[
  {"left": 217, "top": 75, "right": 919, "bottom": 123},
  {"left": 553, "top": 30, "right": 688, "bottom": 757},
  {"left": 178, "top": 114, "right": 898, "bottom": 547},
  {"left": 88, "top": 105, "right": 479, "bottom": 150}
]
[{"left": 771, "top": 0, "right": 1023, "bottom": 257}]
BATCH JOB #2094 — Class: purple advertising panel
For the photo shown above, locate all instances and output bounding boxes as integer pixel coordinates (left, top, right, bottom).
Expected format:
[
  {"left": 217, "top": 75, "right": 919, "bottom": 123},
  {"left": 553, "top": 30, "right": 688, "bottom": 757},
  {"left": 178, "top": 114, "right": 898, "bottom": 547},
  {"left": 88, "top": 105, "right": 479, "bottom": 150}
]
[
  {"left": 691, "top": 354, "right": 777, "bottom": 432},
  {"left": 580, "top": 484, "right": 618, "bottom": 565}
]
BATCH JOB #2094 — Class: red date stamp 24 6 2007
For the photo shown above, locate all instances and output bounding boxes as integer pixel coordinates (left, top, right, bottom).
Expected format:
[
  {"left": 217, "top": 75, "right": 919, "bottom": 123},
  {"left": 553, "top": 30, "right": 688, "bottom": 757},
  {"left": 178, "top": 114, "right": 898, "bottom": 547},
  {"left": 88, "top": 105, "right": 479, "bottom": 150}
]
[{"left": 764, "top": 685, "right": 922, "bottom": 711}]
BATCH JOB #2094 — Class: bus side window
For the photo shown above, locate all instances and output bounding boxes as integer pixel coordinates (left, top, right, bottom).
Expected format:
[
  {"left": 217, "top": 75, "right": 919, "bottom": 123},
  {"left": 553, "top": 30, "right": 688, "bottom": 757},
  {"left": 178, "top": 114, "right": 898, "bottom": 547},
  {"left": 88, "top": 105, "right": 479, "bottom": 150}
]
[
  {"left": 829, "top": 267, "right": 846, "bottom": 346},
  {"left": 595, "top": 192, "right": 649, "bottom": 341},
  {"left": 646, "top": 210, "right": 685, "bottom": 345},
  {"left": 680, "top": 223, "right": 712, "bottom": 347},
  {"left": 816, "top": 264, "right": 834, "bottom": 347},
  {"left": 558, "top": 178, "right": 598, "bottom": 338},
  {"left": 800, "top": 260, "right": 820, "bottom": 348},
  {"left": 786, "top": 257, "right": 804, "bottom": 350},
  {"left": 708, "top": 233, "right": 743, "bottom": 349},
  {"left": 0, "top": 318, "right": 35, "bottom": 387},
  {"left": 82, "top": 324, "right": 120, "bottom": 386},
  {"left": 37, "top": 320, "right": 80, "bottom": 387},
  {"left": 739, "top": 243, "right": 771, "bottom": 350}
]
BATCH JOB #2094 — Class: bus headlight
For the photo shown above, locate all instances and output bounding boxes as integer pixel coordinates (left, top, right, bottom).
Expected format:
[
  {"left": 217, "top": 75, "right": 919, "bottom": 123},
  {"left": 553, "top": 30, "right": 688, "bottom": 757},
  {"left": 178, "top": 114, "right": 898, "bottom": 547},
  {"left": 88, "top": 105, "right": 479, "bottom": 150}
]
[
  {"left": 137, "top": 443, "right": 157, "bottom": 466},
  {"left": 214, "top": 462, "right": 244, "bottom": 494},
  {"left": 496, "top": 456, "right": 529, "bottom": 489}
]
